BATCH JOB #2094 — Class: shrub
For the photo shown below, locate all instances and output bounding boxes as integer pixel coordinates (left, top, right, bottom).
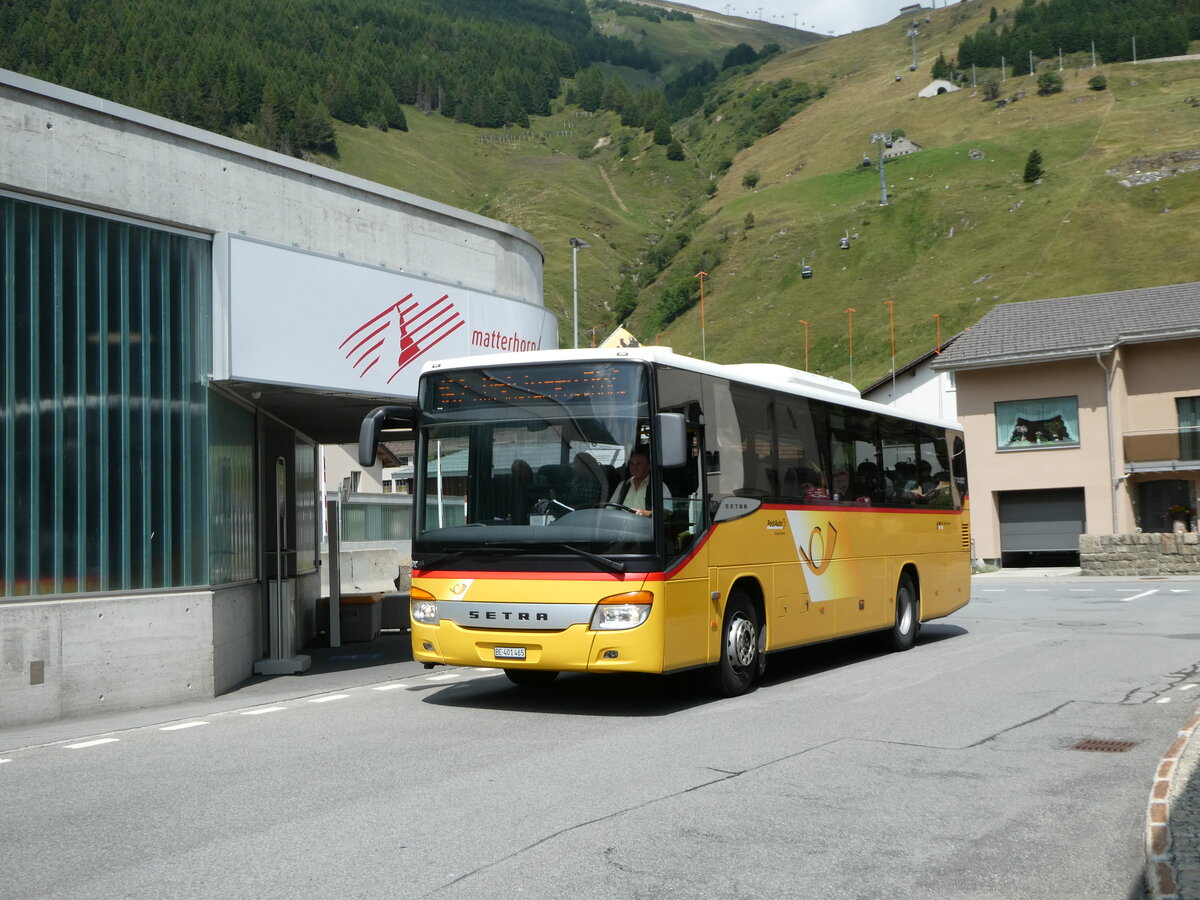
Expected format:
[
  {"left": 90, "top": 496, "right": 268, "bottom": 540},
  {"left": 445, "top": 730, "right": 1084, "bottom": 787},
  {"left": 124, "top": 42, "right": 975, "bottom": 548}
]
[
  {"left": 666, "top": 139, "right": 684, "bottom": 161},
  {"left": 1037, "top": 72, "right": 1064, "bottom": 95},
  {"left": 742, "top": 170, "right": 760, "bottom": 189},
  {"left": 1089, "top": 74, "right": 1108, "bottom": 91}
]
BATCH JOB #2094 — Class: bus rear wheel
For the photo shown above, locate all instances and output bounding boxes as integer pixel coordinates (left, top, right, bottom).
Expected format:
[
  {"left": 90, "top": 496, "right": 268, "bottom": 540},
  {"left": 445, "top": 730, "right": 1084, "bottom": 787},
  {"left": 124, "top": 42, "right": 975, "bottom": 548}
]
[
  {"left": 889, "top": 572, "right": 919, "bottom": 651},
  {"left": 710, "top": 593, "right": 760, "bottom": 697},
  {"left": 504, "top": 669, "right": 559, "bottom": 687}
]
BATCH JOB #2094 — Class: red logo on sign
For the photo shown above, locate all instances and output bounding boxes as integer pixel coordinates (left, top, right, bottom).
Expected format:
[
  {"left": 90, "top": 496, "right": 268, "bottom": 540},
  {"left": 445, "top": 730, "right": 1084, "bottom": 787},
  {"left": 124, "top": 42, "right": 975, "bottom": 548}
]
[{"left": 340, "top": 293, "right": 465, "bottom": 384}]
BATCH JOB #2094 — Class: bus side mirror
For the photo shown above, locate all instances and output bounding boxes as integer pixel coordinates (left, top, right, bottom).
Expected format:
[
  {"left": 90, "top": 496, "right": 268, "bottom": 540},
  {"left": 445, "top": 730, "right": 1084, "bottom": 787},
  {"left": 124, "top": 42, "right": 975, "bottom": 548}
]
[
  {"left": 358, "top": 405, "right": 418, "bottom": 467},
  {"left": 657, "top": 413, "right": 688, "bottom": 468}
]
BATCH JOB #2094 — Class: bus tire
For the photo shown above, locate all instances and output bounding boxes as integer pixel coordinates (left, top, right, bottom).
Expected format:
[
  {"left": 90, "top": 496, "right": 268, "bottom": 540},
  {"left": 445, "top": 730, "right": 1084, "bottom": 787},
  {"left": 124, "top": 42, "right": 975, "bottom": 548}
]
[
  {"left": 504, "top": 669, "right": 559, "bottom": 687},
  {"left": 710, "top": 592, "right": 760, "bottom": 697},
  {"left": 890, "top": 572, "right": 919, "bottom": 651}
]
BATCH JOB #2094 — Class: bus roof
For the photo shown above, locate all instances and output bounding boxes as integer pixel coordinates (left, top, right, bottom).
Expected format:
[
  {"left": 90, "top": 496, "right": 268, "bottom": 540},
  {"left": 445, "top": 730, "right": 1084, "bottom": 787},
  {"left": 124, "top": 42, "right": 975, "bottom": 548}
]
[{"left": 420, "top": 347, "right": 962, "bottom": 432}]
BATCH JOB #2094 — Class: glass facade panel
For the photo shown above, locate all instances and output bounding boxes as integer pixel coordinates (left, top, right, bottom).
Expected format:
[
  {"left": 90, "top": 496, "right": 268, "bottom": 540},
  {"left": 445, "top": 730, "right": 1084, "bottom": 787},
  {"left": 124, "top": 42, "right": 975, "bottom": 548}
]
[
  {"left": 295, "top": 435, "right": 318, "bottom": 572},
  {"left": 208, "top": 393, "right": 257, "bottom": 584},
  {"left": 1, "top": 197, "right": 211, "bottom": 597}
]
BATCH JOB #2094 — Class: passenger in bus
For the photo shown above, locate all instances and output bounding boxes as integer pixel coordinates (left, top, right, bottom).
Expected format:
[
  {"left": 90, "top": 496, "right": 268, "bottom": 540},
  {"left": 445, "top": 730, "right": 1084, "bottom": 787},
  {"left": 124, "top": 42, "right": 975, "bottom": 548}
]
[
  {"left": 610, "top": 445, "right": 669, "bottom": 517},
  {"left": 555, "top": 451, "right": 607, "bottom": 510},
  {"left": 796, "top": 467, "right": 828, "bottom": 500},
  {"left": 855, "top": 461, "right": 884, "bottom": 504},
  {"left": 923, "top": 471, "right": 954, "bottom": 507}
]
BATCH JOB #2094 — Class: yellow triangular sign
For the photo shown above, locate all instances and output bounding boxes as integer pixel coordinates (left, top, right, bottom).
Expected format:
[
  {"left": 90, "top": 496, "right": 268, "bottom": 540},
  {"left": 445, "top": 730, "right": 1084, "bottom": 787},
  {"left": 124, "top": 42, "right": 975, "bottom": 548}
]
[{"left": 600, "top": 325, "right": 641, "bottom": 349}]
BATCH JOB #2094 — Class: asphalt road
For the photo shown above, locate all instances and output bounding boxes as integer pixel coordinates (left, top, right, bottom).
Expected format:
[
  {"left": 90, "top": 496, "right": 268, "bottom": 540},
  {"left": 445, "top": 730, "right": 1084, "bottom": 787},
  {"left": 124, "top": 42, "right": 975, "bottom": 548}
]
[{"left": 3, "top": 576, "right": 1200, "bottom": 899}]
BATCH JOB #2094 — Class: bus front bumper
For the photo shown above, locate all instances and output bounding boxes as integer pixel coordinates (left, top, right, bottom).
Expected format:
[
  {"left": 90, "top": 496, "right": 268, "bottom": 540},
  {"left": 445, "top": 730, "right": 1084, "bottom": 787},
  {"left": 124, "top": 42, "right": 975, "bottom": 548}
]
[{"left": 411, "top": 619, "right": 666, "bottom": 674}]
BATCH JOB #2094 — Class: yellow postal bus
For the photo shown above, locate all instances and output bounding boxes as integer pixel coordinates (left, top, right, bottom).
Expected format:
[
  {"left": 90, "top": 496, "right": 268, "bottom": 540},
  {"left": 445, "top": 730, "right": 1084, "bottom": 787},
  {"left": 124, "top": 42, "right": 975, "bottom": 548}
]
[{"left": 360, "top": 348, "right": 970, "bottom": 696}]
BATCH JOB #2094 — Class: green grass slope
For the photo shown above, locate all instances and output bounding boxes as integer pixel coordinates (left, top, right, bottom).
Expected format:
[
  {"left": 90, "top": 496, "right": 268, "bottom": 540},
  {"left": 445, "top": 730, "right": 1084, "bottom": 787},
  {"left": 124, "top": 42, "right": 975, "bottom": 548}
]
[
  {"left": 317, "top": 0, "right": 1200, "bottom": 389},
  {"left": 639, "top": 0, "right": 1200, "bottom": 385}
]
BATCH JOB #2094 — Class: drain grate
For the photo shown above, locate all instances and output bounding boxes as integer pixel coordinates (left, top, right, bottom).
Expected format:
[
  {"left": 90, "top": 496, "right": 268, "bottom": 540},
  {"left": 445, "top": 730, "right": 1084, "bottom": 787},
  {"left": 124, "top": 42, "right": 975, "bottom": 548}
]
[{"left": 1072, "top": 739, "right": 1139, "bottom": 753}]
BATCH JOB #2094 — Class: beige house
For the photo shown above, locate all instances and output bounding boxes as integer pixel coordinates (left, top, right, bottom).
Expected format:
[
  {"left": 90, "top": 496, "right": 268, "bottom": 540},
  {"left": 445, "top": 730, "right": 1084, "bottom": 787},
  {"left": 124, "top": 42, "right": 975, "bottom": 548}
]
[{"left": 932, "top": 282, "right": 1200, "bottom": 567}]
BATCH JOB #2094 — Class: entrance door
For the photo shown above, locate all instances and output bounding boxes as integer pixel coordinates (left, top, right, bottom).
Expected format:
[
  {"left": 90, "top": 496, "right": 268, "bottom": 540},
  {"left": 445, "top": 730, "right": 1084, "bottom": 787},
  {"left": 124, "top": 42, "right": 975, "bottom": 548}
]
[
  {"left": 998, "top": 488, "right": 1085, "bottom": 567},
  {"left": 1137, "top": 480, "right": 1192, "bottom": 533}
]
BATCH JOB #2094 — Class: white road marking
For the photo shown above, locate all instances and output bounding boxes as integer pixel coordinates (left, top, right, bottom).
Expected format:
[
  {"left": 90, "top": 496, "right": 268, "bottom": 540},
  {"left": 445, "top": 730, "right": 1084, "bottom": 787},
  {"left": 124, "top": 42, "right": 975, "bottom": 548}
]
[
  {"left": 427, "top": 673, "right": 462, "bottom": 682},
  {"left": 0, "top": 759, "right": 11, "bottom": 764},
  {"left": 981, "top": 589, "right": 1006, "bottom": 593},
  {"left": 65, "top": 738, "right": 119, "bottom": 749},
  {"left": 1181, "top": 684, "right": 1198, "bottom": 691},
  {"left": 308, "top": 694, "right": 349, "bottom": 703},
  {"left": 1172, "top": 589, "right": 1192, "bottom": 594},
  {"left": 241, "top": 707, "right": 286, "bottom": 716},
  {"left": 1118, "top": 589, "right": 1159, "bottom": 603},
  {"left": 1158, "top": 697, "right": 1173, "bottom": 704},
  {"left": 372, "top": 683, "right": 407, "bottom": 691},
  {"left": 1069, "top": 589, "right": 1095, "bottom": 592},
  {"left": 160, "top": 721, "right": 209, "bottom": 731},
  {"left": 1026, "top": 589, "right": 1050, "bottom": 593}
]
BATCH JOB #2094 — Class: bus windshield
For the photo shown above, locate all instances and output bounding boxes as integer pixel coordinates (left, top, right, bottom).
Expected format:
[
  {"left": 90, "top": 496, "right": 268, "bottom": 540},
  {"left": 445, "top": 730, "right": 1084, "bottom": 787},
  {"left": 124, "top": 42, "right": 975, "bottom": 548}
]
[{"left": 414, "top": 361, "right": 658, "bottom": 559}]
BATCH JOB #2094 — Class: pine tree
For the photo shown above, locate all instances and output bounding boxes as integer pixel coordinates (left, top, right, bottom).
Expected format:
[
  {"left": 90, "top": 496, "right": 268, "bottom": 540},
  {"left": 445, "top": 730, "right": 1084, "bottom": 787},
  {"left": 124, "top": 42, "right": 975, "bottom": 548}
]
[{"left": 1023, "top": 149, "right": 1044, "bottom": 183}]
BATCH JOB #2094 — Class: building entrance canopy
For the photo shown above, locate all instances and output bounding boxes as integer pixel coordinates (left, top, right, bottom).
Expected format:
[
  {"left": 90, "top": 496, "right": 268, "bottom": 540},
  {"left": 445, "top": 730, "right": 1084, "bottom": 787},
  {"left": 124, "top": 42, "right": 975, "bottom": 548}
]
[{"left": 213, "top": 235, "right": 558, "bottom": 442}]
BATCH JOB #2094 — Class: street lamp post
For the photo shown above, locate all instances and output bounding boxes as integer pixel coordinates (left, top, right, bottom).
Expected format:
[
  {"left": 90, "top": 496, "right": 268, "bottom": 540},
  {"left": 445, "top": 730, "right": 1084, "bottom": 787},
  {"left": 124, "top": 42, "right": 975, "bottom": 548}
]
[
  {"left": 797, "top": 319, "right": 809, "bottom": 370},
  {"left": 569, "top": 237, "right": 591, "bottom": 349},
  {"left": 589, "top": 322, "right": 610, "bottom": 347}
]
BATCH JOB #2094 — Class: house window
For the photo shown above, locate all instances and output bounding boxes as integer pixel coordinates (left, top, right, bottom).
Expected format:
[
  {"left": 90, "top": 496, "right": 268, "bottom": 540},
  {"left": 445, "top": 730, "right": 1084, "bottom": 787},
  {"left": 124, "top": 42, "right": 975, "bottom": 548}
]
[
  {"left": 1179, "top": 397, "right": 1200, "bottom": 460},
  {"left": 995, "top": 396, "right": 1080, "bottom": 450}
]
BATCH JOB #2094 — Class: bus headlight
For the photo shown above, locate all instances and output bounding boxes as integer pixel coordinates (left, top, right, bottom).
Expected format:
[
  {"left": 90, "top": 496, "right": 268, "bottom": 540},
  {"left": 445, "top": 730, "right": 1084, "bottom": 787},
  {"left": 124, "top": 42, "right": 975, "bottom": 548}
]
[
  {"left": 411, "top": 587, "right": 439, "bottom": 624},
  {"left": 590, "top": 591, "right": 653, "bottom": 631}
]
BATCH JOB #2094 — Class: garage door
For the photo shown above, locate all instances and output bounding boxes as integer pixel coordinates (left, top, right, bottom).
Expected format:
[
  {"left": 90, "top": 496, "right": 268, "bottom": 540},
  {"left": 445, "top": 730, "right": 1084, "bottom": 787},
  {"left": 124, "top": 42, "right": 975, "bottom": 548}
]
[{"left": 998, "top": 488, "right": 1086, "bottom": 566}]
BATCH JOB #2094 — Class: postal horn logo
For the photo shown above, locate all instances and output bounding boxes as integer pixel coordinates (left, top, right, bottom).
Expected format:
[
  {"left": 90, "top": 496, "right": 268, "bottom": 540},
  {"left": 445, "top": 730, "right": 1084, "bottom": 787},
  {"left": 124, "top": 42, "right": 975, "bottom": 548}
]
[
  {"left": 797, "top": 523, "right": 838, "bottom": 576},
  {"left": 340, "top": 293, "right": 465, "bottom": 384}
]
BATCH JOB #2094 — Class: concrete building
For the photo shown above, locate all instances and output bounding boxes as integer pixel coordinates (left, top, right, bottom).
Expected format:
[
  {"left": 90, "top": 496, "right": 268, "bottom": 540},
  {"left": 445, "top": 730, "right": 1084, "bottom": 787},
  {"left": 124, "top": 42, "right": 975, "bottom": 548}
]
[
  {"left": 932, "top": 283, "right": 1200, "bottom": 568},
  {"left": 0, "top": 69, "right": 553, "bottom": 726},
  {"left": 917, "top": 79, "right": 961, "bottom": 98}
]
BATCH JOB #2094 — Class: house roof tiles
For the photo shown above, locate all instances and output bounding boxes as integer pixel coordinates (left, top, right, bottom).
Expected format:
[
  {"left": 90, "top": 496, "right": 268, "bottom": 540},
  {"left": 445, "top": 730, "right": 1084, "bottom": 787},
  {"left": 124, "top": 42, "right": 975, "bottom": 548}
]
[{"left": 932, "top": 281, "right": 1200, "bottom": 370}]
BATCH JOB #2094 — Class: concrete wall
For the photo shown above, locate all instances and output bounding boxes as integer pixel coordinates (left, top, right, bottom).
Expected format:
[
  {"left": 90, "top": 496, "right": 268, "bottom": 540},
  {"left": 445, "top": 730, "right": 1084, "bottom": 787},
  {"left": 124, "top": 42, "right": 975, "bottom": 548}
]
[
  {"left": 0, "top": 70, "right": 542, "bottom": 303},
  {"left": 1, "top": 588, "right": 264, "bottom": 728}
]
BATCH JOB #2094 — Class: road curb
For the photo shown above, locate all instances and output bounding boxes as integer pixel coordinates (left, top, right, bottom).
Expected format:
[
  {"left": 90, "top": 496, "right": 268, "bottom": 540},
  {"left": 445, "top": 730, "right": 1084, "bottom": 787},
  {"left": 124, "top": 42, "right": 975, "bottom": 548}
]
[{"left": 1147, "top": 708, "right": 1200, "bottom": 900}]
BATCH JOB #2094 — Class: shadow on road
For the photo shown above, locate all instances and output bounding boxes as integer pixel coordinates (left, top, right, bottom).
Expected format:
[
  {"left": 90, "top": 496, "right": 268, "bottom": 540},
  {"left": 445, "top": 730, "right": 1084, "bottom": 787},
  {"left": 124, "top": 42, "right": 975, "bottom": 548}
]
[{"left": 416, "top": 622, "right": 970, "bottom": 717}]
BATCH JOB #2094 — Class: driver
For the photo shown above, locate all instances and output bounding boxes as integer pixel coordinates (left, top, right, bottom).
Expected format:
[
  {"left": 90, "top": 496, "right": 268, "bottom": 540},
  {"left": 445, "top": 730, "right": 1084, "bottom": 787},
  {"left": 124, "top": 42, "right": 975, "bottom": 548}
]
[{"left": 610, "top": 445, "right": 668, "bottom": 517}]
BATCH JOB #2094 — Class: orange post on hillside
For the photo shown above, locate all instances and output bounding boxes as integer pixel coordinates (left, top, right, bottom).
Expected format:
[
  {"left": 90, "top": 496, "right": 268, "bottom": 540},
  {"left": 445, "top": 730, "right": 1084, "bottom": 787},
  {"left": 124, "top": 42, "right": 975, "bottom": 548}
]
[
  {"left": 695, "top": 271, "right": 708, "bottom": 360},
  {"left": 797, "top": 319, "right": 809, "bottom": 370}
]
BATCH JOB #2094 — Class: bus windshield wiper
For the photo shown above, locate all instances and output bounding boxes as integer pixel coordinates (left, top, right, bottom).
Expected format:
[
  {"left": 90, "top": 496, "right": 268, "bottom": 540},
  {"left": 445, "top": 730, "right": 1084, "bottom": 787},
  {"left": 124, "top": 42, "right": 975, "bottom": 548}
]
[
  {"left": 416, "top": 545, "right": 523, "bottom": 571},
  {"left": 561, "top": 543, "right": 626, "bottom": 574}
]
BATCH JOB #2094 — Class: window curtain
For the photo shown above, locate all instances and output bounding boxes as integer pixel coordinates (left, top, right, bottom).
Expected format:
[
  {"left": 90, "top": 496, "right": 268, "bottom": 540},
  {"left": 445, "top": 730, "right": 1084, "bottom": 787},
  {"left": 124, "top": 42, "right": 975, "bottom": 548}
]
[{"left": 995, "top": 397, "right": 1079, "bottom": 449}]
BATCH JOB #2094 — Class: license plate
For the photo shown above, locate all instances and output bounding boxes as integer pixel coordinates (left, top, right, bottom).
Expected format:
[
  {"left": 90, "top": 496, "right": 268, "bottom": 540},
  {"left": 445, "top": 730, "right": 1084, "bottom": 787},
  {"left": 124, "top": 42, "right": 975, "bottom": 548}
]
[{"left": 494, "top": 646, "right": 526, "bottom": 660}]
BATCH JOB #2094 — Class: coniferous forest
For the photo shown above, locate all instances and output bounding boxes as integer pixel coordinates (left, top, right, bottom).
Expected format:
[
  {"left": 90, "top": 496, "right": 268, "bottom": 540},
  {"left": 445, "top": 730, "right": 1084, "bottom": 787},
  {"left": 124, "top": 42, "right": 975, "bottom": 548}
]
[
  {"left": 0, "top": 0, "right": 658, "bottom": 155},
  {"left": 957, "top": 0, "right": 1200, "bottom": 75}
]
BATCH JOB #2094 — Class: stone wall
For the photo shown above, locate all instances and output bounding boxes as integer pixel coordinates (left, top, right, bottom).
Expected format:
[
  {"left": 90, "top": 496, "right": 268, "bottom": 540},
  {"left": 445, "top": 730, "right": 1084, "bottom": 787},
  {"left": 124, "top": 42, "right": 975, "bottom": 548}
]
[{"left": 1080, "top": 533, "right": 1200, "bottom": 576}]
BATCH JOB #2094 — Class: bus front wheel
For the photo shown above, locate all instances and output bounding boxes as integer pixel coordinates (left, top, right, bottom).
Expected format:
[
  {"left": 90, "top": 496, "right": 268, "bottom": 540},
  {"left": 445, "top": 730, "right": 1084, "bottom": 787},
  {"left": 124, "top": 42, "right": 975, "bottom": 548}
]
[
  {"left": 710, "top": 593, "right": 760, "bottom": 697},
  {"left": 889, "top": 573, "right": 919, "bottom": 651},
  {"left": 504, "top": 669, "right": 559, "bottom": 687}
]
